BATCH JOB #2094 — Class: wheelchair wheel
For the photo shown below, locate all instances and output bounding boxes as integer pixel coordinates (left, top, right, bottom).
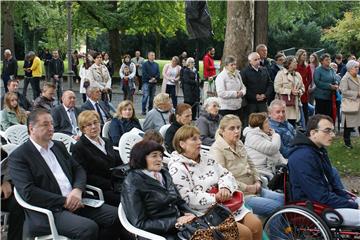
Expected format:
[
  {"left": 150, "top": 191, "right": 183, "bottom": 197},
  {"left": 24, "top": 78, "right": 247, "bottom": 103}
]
[{"left": 263, "top": 205, "right": 332, "bottom": 240}]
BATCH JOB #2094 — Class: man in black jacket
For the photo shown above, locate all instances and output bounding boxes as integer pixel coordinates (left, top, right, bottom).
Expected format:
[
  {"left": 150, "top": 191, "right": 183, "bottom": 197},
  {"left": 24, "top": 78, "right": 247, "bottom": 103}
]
[
  {"left": 1, "top": 49, "right": 18, "bottom": 93},
  {"left": 9, "top": 109, "right": 122, "bottom": 239},
  {"left": 241, "top": 52, "right": 274, "bottom": 126},
  {"left": 49, "top": 50, "right": 65, "bottom": 104}
]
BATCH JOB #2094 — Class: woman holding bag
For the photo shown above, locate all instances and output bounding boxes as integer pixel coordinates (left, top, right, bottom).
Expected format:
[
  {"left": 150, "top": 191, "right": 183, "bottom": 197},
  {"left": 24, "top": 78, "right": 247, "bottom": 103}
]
[
  {"left": 274, "top": 56, "right": 305, "bottom": 127},
  {"left": 169, "top": 125, "right": 263, "bottom": 240},
  {"left": 339, "top": 60, "right": 360, "bottom": 149}
]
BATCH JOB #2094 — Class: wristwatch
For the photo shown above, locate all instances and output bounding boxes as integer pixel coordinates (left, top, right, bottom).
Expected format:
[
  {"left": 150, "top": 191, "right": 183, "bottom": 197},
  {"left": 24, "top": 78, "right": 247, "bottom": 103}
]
[{"left": 175, "top": 222, "right": 182, "bottom": 229}]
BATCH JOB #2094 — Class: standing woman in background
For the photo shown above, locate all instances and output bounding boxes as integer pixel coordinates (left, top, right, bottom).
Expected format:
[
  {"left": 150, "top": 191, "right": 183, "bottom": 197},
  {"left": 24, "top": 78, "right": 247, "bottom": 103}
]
[
  {"left": 161, "top": 56, "right": 181, "bottom": 108},
  {"left": 181, "top": 57, "right": 200, "bottom": 120},
  {"left": 79, "top": 53, "right": 94, "bottom": 102},
  {"left": 103, "top": 52, "right": 115, "bottom": 101},
  {"left": 339, "top": 60, "right": 360, "bottom": 149},
  {"left": 274, "top": 56, "right": 305, "bottom": 127},
  {"left": 308, "top": 53, "right": 319, "bottom": 105},
  {"left": 295, "top": 49, "right": 312, "bottom": 125}
]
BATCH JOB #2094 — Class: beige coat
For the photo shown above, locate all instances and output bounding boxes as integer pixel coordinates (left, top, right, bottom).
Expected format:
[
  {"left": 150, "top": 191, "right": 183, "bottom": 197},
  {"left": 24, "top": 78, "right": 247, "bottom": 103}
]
[
  {"left": 274, "top": 69, "right": 305, "bottom": 121},
  {"left": 210, "top": 136, "right": 261, "bottom": 195},
  {"left": 340, "top": 72, "right": 360, "bottom": 128}
]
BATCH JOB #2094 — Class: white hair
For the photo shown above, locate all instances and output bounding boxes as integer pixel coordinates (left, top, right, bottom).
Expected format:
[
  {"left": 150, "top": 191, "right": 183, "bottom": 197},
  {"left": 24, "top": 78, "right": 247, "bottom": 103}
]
[
  {"left": 203, "top": 97, "right": 220, "bottom": 110},
  {"left": 248, "top": 52, "right": 259, "bottom": 61},
  {"left": 346, "top": 60, "right": 359, "bottom": 71},
  {"left": 4, "top": 49, "right": 11, "bottom": 55},
  {"left": 186, "top": 57, "right": 195, "bottom": 66}
]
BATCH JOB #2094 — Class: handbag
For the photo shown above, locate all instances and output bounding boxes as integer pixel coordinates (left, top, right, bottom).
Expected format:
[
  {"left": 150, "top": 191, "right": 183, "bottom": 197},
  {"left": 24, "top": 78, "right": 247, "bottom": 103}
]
[
  {"left": 341, "top": 98, "right": 360, "bottom": 113},
  {"left": 207, "top": 187, "right": 243, "bottom": 212},
  {"left": 177, "top": 204, "right": 239, "bottom": 240},
  {"left": 280, "top": 94, "right": 296, "bottom": 106},
  {"left": 110, "top": 164, "right": 130, "bottom": 193}
]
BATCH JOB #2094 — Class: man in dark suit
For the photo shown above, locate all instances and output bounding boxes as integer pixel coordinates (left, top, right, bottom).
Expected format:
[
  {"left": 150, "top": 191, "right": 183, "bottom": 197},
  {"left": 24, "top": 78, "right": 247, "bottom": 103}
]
[
  {"left": 52, "top": 90, "right": 81, "bottom": 140},
  {"left": 8, "top": 109, "right": 122, "bottom": 240},
  {"left": 81, "top": 86, "right": 112, "bottom": 127}
]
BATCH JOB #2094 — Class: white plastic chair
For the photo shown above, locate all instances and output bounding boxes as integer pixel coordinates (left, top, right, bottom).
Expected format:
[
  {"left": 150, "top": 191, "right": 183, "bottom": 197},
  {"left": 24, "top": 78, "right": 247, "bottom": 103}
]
[
  {"left": 101, "top": 121, "right": 111, "bottom": 139},
  {"left": 118, "top": 203, "right": 166, "bottom": 240},
  {"left": 0, "top": 130, "right": 9, "bottom": 144},
  {"left": 118, "top": 128, "right": 143, "bottom": 164},
  {"left": 4, "top": 125, "right": 28, "bottom": 145},
  {"left": 1, "top": 143, "right": 18, "bottom": 155},
  {"left": 14, "top": 185, "right": 103, "bottom": 240},
  {"left": 159, "top": 124, "right": 171, "bottom": 138},
  {"left": 52, "top": 133, "right": 77, "bottom": 154},
  {"left": 138, "top": 118, "right": 145, "bottom": 129}
]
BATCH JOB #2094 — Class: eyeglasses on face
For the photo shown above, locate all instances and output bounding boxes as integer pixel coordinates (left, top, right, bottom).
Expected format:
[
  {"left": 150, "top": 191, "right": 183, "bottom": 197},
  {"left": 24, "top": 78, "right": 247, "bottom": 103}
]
[
  {"left": 85, "top": 121, "right": 100, "bottom": 128},
  {"left": 316, "top": 128, "right": 336, "bottom": 135}
]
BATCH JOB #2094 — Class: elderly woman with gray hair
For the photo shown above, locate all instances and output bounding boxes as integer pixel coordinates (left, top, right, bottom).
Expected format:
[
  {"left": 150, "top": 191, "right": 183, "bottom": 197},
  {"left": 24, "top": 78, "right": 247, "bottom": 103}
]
[
  {"left": 215, "top": 55, "right": 246, "bottom": 118},
  {"left": 339, "top": 60, "right": 360, "bottom": 149},
  {"left": 195, "top": 97, "right": 222, "bottom": 146}
]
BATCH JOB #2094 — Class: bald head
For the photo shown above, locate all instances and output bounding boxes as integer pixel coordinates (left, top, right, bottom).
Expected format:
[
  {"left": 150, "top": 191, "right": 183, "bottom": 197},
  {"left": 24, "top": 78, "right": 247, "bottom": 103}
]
[
  {"left": 248, "top": 52, "right": 261, "bottom": 69},
  {"left": 62, "top": 90, "right": 76, "bottom": 108}
]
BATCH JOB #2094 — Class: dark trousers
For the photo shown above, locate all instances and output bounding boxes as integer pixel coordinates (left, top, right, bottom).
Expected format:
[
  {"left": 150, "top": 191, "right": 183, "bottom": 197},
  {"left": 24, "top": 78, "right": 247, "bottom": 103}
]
[
  {"left": 2, "top": 75, "right": 10, "bottom": 92},
  {"left": 26, "top": 204, "right": 127, "bottom": 240},
  {"left": 244, "top": 102, "right": 268, "bottom": 126},
  {"left": 123, "top": 85, "right": 134, "bottom": 102},
  {"left": 302, "top": 102, "right": 309, "bottom": 125},
  {"left": 166, "top": 84, "right": 177, "bottom": 108},
  {"left": 82, "top": 93, "right": 87, "bottom": 103},
  {"left": 1, "top": 194, "right": 24, "bottom": 240},
  {"left": 343, "top": 118, "right": 360, "bottom": 146},
  {"left": 142, "top": 83, "right": 156, "bottom": 113},
  {"left": 219, "top": 108, "right": 243, "bottom": 120},
  {"left": 51, "top": 77, "right": 63, "bottom": 104},
  {"left": 315, "top": 98, "right": 332, "bottom": 118},
  {"left": 30, "top": 77, "right": 41, "bottom": 100},
  {"left": 336, "top": 101, "right": 341, "bottom": 132},
  {"left": 22, "top": 77, "right": 32, "bottom": 97},
  {"left": 136, "top": 74, "right": 142, "bottom": 90},
  {"left": 185, "top": 101, "right": 199, "bottom": 120}
]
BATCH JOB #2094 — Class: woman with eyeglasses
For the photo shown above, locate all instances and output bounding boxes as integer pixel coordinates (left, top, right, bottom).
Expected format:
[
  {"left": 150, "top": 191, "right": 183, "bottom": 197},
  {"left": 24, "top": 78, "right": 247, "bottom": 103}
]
[
  {"left": 181, "top": 57, "right": 200, "bottom": 120},
  {"left": 215, "top": 55, "right": 247, "bottom": 118},
  {"left": 72, "top": 110, "right": 123, "bottom": 206}
]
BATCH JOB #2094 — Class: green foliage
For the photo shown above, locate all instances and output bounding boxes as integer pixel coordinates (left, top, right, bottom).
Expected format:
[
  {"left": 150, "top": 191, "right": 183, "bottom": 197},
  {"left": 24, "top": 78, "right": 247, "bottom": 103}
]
[
  {"left": 322, "top": 8, "right": 360, "bottom": 56},
  {"left": 123, "top": 1, "right": 185, "bottom": 38},
  {"left": 207, "top": 1, "right": 227, "bottom": 41},
  {"left": 329, "top": 137, "right": 360, "bottom": 176}
]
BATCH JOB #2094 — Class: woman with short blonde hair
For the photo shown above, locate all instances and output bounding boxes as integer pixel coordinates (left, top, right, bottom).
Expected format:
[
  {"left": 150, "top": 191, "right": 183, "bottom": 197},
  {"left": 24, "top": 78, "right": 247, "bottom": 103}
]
[{"left": 73, "top": 110, "right": 123, "bottom": 206}]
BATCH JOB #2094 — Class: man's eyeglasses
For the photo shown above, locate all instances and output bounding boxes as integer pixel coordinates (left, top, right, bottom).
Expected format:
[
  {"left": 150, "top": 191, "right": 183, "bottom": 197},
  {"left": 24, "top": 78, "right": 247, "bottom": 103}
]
[{"left": 316, "top": 128, "right": 336, "bottom": 135}]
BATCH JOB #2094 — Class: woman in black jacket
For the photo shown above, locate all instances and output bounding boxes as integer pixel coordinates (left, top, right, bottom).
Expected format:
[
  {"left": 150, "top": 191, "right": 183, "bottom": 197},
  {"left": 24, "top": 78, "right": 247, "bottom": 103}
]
[
  {"left": 121, "top": 140, "right": 195, "bottom": 239},
  {"left": 181, "top": 57, "right": 200, "bottom": 120},
  {"left": 164, "top": 103, "right": 192, "bottom": 153},
  {"left": 72, "top": 110, "right": 123, "bottom": 206}
]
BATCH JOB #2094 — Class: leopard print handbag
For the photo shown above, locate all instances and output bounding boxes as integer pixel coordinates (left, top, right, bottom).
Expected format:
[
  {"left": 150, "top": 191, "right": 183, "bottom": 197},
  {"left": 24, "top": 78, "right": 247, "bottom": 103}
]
[{"left": 177, "top": 204, "right": 240, "bottom": 240}]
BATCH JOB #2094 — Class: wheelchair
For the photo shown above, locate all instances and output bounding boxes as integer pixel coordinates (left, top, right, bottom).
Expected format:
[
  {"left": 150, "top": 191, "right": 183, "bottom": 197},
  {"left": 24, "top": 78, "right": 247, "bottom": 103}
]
[{"left": 263, "top": 166, "right": 360, "bottom": 240}]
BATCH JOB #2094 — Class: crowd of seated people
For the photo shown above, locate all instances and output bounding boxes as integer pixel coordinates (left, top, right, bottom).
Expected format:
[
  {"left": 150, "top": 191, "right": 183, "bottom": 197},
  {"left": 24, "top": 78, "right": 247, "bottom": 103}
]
[{"left": 2, "top": 47, "right": 360, "bottom": 239}]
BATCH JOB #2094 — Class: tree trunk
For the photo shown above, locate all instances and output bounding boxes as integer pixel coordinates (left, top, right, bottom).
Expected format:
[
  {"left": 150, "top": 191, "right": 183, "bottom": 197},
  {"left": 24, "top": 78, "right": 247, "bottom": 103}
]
[
  {"left": 109, "top": 28, "right": 121, "bottom": 69},
  {"left": 223, "top": 1, "right": 254, "bottom": 69},
  {"left": 2, "top": 1, "right": 15, "bottom": 57},
  {"left": 254, "top": 1, "right": 268, "bottom": 49},
  {"left": 154, "top": 32, "right": 161, "bottom": 59}
]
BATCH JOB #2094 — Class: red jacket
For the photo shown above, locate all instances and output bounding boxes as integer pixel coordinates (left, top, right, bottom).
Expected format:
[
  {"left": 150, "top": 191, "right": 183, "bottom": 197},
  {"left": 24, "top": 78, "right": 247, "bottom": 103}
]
[
  {"left": 203, "top": 53, "right": 216, "bottom": 79},
  {"left": 297, "top": 64, "right": 312, "bottom": 103}
]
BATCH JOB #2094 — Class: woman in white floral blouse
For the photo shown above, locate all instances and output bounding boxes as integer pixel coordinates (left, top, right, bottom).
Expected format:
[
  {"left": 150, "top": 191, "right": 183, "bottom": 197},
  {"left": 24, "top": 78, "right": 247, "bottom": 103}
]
[{"left": 168, "top": 125, "right": 262, "bottom": 240}]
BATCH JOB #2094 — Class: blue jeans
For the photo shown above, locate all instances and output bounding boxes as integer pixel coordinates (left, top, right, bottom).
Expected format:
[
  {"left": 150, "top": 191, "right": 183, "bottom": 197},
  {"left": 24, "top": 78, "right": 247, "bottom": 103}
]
[
  {"left": 142, "top": 82, "right": 156, "bottom": 113},
  {"left": 245, "top": 188, "right": 284, "bottom": 217}
]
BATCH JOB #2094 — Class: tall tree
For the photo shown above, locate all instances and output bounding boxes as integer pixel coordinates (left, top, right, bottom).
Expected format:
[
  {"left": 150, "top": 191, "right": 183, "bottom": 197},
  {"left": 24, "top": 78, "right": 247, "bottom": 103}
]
[
  {"left": 222, "top": 1, "right": 254, "bottom": 69},
  {"left": 254, "top": 1, "right": 268, "bottom": 48},
  {"left": 2, "top": 1, "right": 15, "bottom": 56}
]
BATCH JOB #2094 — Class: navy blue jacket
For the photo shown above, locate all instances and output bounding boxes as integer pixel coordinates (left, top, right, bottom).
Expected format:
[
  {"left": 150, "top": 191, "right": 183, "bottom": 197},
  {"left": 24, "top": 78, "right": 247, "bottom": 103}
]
[
  {"left": 142, "top": 61, "right": 160, "bottom": 83},
  {"left": 288, "top": 132, "right": 358, "bottom": 209},
  {"left": 109, "top": 118, "right": 142, "bottom": 146}
]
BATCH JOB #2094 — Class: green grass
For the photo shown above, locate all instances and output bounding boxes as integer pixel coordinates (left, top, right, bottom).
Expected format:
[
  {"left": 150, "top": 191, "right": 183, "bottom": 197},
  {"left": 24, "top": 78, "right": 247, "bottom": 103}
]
[
  {"left": 3, "top": 59, "right": 212, "bottom": 79},
  {"left": 328, "top": 136, "right": 360, "bottom": 176}
]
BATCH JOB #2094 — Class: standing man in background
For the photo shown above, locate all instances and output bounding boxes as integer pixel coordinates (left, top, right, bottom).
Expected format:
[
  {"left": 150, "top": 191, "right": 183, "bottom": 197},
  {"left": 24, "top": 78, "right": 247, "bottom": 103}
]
[
  {"left": 131, "top": 50, "right": 145, "bottom": 93},
  {"left": 141, "top": 51, "right": 160, "bottom": 115},
  {"left": 49, "top": 50, "right": 65, "bottom": 104},
  {"left": 1, "top": 49, "right": 18, "bottom": 93},
  {"left": 26, "top": 51, "right": 43, "bottom": 100}
]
